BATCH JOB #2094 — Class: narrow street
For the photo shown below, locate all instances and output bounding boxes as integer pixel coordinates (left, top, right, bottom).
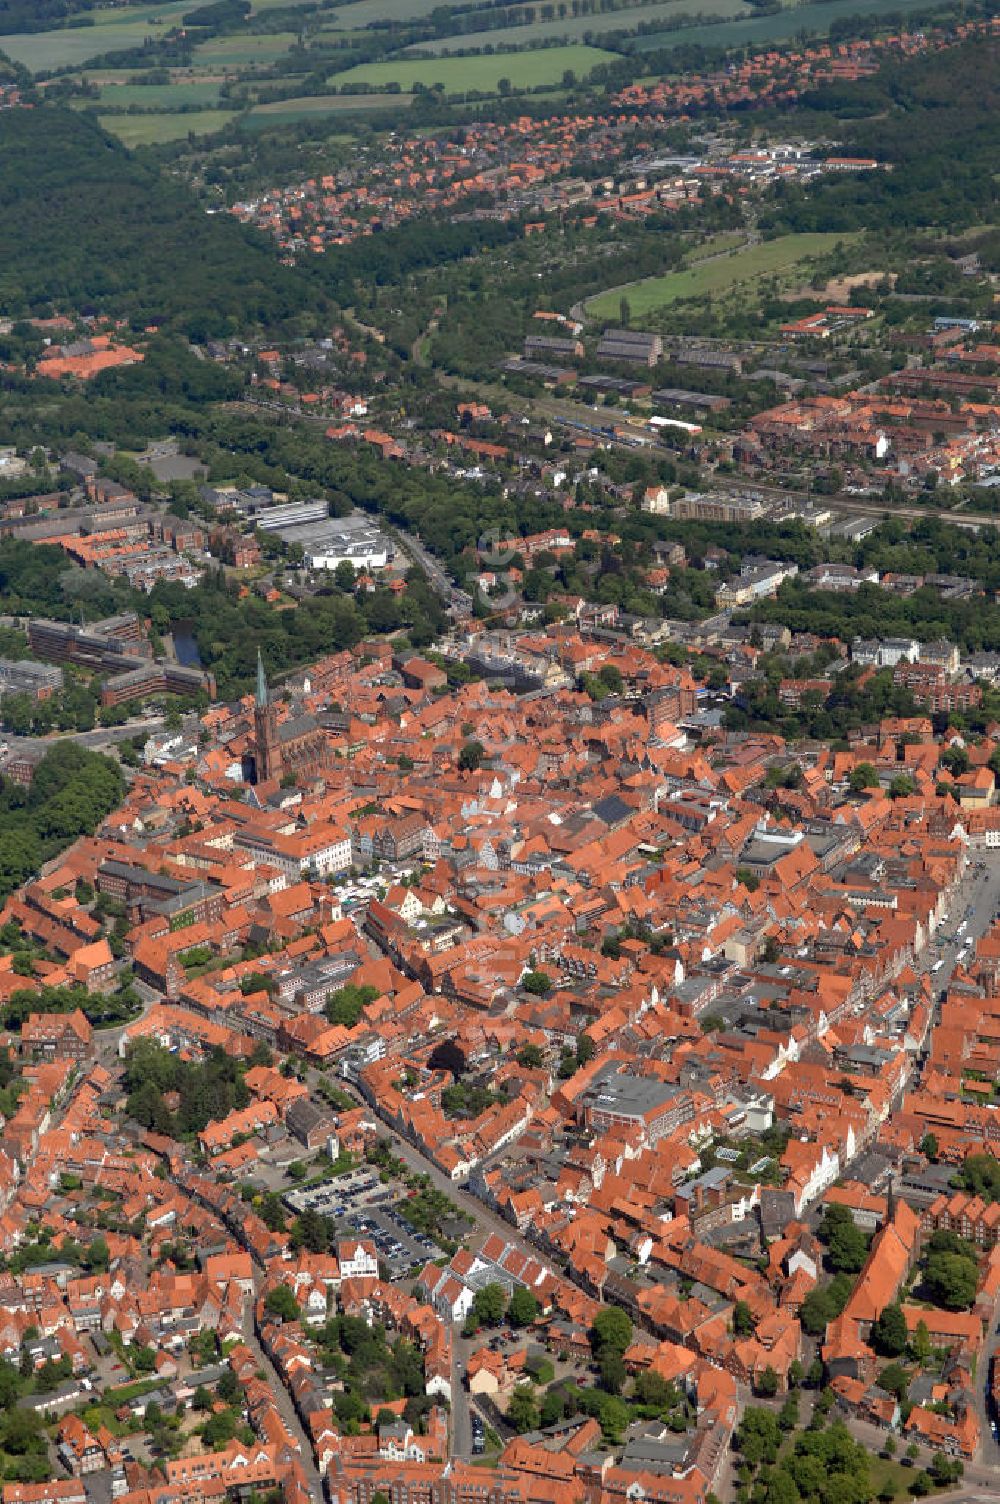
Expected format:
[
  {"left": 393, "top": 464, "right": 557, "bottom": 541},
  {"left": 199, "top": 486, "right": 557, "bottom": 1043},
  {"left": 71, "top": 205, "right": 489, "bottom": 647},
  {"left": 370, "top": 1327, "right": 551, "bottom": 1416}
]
[
  {"left": 241, "top": 1280, "right": 326, "bottom": 1504},
  {"left": 451, "top": 1331, "right": 474, "bottom": 1461}
]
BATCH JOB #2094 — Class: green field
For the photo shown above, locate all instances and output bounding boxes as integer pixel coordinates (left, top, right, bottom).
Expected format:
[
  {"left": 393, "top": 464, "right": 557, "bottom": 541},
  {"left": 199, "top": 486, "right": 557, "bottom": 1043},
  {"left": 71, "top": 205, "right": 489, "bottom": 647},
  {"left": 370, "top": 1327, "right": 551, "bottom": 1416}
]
[
  {"left": 329, "top": 43, "right": 617, "bottom": 92},
  {"left": 77, "top": 80, "right": 224, "bottom": 108},
  {"left": 322, "top": 0, "right": 459, "bottom": 26},
  {"left": 633, "top": 0, "right": 938, "bottom": 47},
  {"left": 417, "top": 0, "right": 751, "bottom": 52},
  {"left": 192, "top": 31, "right": 299, "bottom": 65},
  {"left": 246, "top": 91, "right": 413, "bottom": 122},
  {"left": 586, "top": 233, "right": 854, "bottom": 319},
  {"left": 99, "top": 108, "right": 238, "bottom": 144}
]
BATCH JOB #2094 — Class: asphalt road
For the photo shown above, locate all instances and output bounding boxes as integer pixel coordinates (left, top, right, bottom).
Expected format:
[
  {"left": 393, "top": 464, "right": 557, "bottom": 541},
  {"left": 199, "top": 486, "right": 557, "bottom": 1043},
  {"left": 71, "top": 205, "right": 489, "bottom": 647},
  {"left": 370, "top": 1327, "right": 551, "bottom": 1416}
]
[
  {"left": 0, "top": 718, "right": 164, "bottom": 764},
  {"left": 451, "top": 1332, "right": 475, "bottom": 1461},
  {"left": 242, "top": 1282, "right": 326, "bottom": 1504},
  {"left": 925, "top": 856, "right": 1000, "bottom": 978},
  {"left": 393, "top": 526, "right": 471, "bottom": 613}
]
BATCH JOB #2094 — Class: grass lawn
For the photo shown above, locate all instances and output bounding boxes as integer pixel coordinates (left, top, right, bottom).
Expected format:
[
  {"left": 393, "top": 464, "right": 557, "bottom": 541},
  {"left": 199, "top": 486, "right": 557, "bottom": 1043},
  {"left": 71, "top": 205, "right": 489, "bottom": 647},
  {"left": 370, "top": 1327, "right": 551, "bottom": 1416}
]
[
  {"left": 687, "top": 229, "right": 747, "bottom": 259},
  {"left": 586, "top": 233, "right": 856, "bottom": 320},
  {"left": 246, "top": 91, "right": 413, "bottom": 122},
  {"left": 328, "top": 43, "right": 617, "bottom": 92},
  {"left": 417, "top": 0, "right": 750, "bottom": 51},
  {"left": 99, "top": 109, "right": 238, "bottom": 145}
]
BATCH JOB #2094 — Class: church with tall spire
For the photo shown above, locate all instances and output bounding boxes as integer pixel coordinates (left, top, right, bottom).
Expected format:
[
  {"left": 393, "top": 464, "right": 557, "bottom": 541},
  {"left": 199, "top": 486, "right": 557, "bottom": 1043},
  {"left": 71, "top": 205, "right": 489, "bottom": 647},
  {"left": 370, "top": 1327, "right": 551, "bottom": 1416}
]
[
  {"left": 246, "top": 650, "right": 335, "bottom": 786},
  {"left": 253, "top": 648, "right": 282, "bottom": 785}
]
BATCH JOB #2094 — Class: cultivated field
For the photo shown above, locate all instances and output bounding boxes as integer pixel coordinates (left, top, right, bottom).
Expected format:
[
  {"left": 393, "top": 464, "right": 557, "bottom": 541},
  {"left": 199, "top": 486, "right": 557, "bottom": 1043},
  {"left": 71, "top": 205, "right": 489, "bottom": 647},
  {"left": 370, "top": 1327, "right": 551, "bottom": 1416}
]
[
  {"left": 0, "top": 16, "right": 184, "bottom": 71},
  {"left": 632, "top": 0, "right": 937, "bottom": 47},
  {"left": 192, "top": 32, "right": 299, "bottom": 66},
  {"left": 415, "top": 0, "right": 752, "bottom": 53},
  {"left": 328, "top": 43, "right": 617, "bottom": 92},
  {"left": 586, "top": 233, "right": 853, "bottom": 319},
  {"left": 99, "top": 108, "right": 238, "bottom": 145},
  {"left": 76, "top": 80, "right": 224, "bottom": 109},
  {"left": 245, "top": 92, "right": 414, "bottom": 123},
  {"left": 322, "top": 0, "right": 461, "bottom": 26}
]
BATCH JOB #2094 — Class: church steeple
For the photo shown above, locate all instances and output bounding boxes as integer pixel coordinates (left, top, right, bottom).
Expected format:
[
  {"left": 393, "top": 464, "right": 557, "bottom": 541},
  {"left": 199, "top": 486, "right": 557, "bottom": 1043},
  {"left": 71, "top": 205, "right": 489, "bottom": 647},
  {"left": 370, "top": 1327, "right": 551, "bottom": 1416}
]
[
  {"left": 252, "top": 649, "right": 281, "bottom": 784},
  {"left": 256, "top": 648, "right": 269, "bottom": 710}
]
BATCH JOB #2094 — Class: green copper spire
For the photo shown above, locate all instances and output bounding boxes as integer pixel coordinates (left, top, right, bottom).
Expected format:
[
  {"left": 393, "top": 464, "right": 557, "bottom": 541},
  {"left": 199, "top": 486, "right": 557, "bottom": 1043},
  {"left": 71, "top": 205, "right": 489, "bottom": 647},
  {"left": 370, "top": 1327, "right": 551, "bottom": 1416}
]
[{"left": 256, "top": 648, "right": 268, "bottom": 709}]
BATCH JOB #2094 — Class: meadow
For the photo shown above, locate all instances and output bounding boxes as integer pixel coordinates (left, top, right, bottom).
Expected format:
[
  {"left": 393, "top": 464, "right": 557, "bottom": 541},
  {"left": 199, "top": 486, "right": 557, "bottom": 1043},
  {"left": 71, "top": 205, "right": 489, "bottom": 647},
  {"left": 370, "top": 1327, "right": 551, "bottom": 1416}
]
[
  {"left": 76, "top": 80, "right": 224, "bottom": 109},
  {"left": 415, "top": 0, "right": 752, "bottom": 53},
  {"left": 98, "top": 108, "right": 239, "bottom": 145},
  {"left": 586, "top": 233, "right": 853, "bottom": 319},
  {"left": 321, "top": 0, "right": 464, "bottom": 26},
  {"left": 633, "top": 0, "right": 940, "bottom": 47},
  {"left": 191, "top": 32, "right": 299, "bottom": 66},
  {"left": 0, "top": 13, "right": 185, "bottom": 72},
  {"left": 245, "top": 91, "right": 414, "bottom": 122},
  {"left": 328, "top": 43, "right": 617, "bottom": 91},
  {"left": 0, "top": 0, "right": 307, "bottom": 72}
]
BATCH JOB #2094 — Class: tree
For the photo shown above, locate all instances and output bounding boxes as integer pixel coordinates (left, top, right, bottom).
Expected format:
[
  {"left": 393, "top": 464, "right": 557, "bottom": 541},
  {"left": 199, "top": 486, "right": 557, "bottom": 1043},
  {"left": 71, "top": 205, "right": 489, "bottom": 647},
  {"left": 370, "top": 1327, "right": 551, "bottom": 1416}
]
[
  {"left": 778, "top": 1394, "right": 799, "bottom": 1430},
  {"left": 924, "top": 1250, "right": 978, "bottom": 1310},
  {"left": 878, "top": 1363, "right": 909, "bottom": 1401},
  {"left": 522, "top": 971, "right": 553, "bottom": 996},
  {"left": 619, "top": 295, "right": 631, "bottom": 327},
  {"left": 599, "top": 1351, "right": 627, "bottom": 1394},
  {"left": 872, "top": 1303, "right": 907, "bottom": 1358},
  {"left": 634, "top": 1371, "right": 674, "bottom": 1409},
  {"left": 192, "top": 1385, "right": 213, "bottom": 1412},
  {"left": 540, "top": 1389, "right": 565, "bottom": 1427},
  {"left": 756, "top": 1366, "right": 779, "bottom": 1398},
  {"left": 507, "top": 1384, "right": 539, "bottom": 1433},
  {"left": 516, "top": 1043, "right": 544, "bottom": 1069},
  {"left": 956, "top": 1153, "right": 1000, "bottom": 1202},
  {"left": 929, "top": 1452, "right": 954, "bottom": 1487},
  {"left": 735, "top": 1407, "right": 781, "bottom": 1466},
  {"left": 458, "top": 740, "right": 485, "bottom": 772},
  {"left": 508, "top": 1287, "right": 539, "bottom": 1328},
  {"left": 472, "top": 1282, "right": 506, "bottom": 1327},
  {"left": 919, "top": 1132, "right": 939, "bottom": 1162},
  {"left": 849, "top": 762, "right": 879, "bottom": 793},
  {"left": 264, "top": 1285, "right": 300, "bottom": 1322},
  {"left": 590, "top": 1306, "right": 632, "bottom": 1359},
  {"left": 910, "top": 1319, "right": 932, "bottom": 1365},
  {"left": 819, "top": 1204, "right": 870, "bottom": 1274},
  {"left": 85, "top": 1235, "right": 109, "bottom": 1271},
  {"left": 733, "top": 1299, "right": 753, "bottom": 1337}
]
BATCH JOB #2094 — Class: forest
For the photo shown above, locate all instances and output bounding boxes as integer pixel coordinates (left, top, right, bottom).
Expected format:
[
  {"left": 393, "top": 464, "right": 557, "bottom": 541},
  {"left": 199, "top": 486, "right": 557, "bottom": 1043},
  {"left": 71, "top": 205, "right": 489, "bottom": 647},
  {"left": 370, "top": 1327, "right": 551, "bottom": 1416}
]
[
  {"left": 0, "top": 741, "right": 125, "bottom": 903},
  {"left": 124, "top": 1036, "right": 265, "bottom": 1138},
  {"left": 761, "top": 38, "right": 1000, "bottom": 234},
  {"left": 0, "top": 111, "right": 322, "bottom": 338}
]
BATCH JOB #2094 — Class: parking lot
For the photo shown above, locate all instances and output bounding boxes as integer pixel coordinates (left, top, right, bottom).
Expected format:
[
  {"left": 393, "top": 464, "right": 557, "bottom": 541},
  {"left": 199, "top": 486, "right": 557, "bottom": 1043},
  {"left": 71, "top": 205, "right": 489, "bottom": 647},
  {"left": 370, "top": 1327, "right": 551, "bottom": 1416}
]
[
  {"left": 285, "top": 1167, "right": 393, "bottom": 1219},
  {"left": 350, "top": 1205, "right": 442, "bottom": 1279},
  {"left": 284, "top": 1177, "right": 445, "bottom": 1279}
]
